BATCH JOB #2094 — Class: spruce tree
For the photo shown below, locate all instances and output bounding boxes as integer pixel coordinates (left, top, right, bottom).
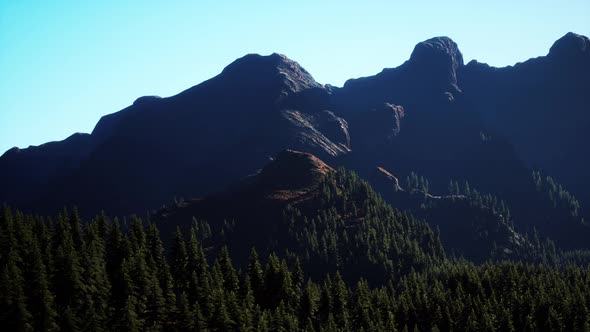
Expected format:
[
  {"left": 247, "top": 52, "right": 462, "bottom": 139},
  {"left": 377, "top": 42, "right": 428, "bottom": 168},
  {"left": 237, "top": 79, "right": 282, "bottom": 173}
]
[
  {"left": 0, "top": 249, "right": 33, "bottom": 331},
  {"left": 218, "top": 246, "right": 239, "bottom": 293},
  {"left": 25, "top": 238, "right": 59, "bottom": 332},
  {"left": 177, "top": 292, "right": 195, "bottom": 331},
  {"left": 145, "top": 222, "right": 176, "bottom": 322},
  {"left": 248, "top": 248, "right": 264, "bottom": 299},
  {"left": 331, "top": 271, "right": 350, "bottom": 331},
  {"left": 170, "top": 226, "right": 188, "bottom": 292}
]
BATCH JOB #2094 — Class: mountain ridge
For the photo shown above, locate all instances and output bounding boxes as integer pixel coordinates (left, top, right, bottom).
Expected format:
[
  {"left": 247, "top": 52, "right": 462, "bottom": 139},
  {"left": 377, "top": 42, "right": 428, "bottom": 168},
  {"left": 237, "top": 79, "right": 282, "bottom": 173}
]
[
  {"left": 1, "top": 33, "right": 588, "bottom": 255},
  {"left": 3, "top": 31, "right": 585, "bottom": 156}
]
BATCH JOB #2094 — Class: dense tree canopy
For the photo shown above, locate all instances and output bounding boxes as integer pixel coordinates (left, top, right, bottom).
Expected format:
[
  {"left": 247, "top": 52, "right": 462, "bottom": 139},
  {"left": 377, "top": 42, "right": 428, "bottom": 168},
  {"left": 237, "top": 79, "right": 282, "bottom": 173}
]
[{"left": 2, "top": 205, "right": 590, "bottom": 331}]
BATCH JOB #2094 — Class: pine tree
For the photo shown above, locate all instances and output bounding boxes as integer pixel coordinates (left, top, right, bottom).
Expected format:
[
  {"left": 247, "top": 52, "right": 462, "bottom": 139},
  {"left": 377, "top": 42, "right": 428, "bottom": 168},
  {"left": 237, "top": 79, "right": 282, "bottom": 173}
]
[
  {"left": 278, "top": 259, "right": 296, "bottom": 309},
  {"left": 193, "top": 301, "right": 208, "bottom": 332},
  {"left": 208, "top": 289, "right": 236, "bottom": 331},
  {"left": 80, "top": 224, "right": 111, "bottom": 331},
  {"left": 323, "top": 313, "right": 338, "bottom": 332},
  {"left": 465, "top": 309, "right": 479, "bottom": 332},
  {"left": 145, "top": 222, "right": 176, "bottom": 323},
  {"left": 352, "top": 278, "right": 372, "bottom": 331},
  {"left": 0, "top": 249, "right": 33, "bottom": 331},
  {"left": 52, "top": 212, "right": 86, "bottom": 330},
  {"left": 111, "top": 257, "right": 143, "bottom": 332},
  {"left": 170, "top": 226, "right": 188, "bottom": 292},
  {"left": 177, "top": 292, "right": 195, "bottom": 331},
  {"left": 69, "top": 207, "right": 85, "bottom": 251},
  {"left": 118, "top": 295, "right": 141, "bottom": 332},
  {"left": 318, "top": 275, "right": 333, "bottom": 323},
  {"left": 292, "top": 257, "right": 304, "bottom": 292},
  {"left": 255, "top": 310, "right": 271, "bottom": 332},
  {"left": 299, "top": 279, "right": 318, "bottom": 325},
  {"left": 144, "top": 270, "right": 166, "bottom": 332},
  {"left": 240, "top": 276, "right": 256, "bottom": 331},
  {"left": 106, "top": 218, "right": 130, "bottom": 311},
  {"left": 331, "top": 271, "right": 350, "bottom": 331},
  {"left": 25, "top": 238, "right": 58, "bottom": 331},
  {"left": 248, "top": 248, "right": 264, "bottom": 300},
  {"left": 128, "top": 237, "right": 150, "bottom": 324},
  {"left": 303, "top": 317, "right": 315, "bottom": 332},
  {"left": 263, "top": 253, "right": 282, "bottom": 308},
  {"left": 218, "top": 246, "right": 239, "bottom": 293},
  {"left": 95, "top": 210, "right": 110, "bottom": 240}
]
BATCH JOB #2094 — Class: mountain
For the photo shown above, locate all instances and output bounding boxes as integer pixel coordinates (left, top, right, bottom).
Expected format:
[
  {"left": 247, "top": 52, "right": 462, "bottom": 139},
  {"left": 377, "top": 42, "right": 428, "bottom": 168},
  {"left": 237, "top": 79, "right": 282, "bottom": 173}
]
[
  {"left": 1, "top": 53, "right": 349, "bottom": 214},
  {"left": 1, "top": 33, "right": 589, "bottom": 251}
]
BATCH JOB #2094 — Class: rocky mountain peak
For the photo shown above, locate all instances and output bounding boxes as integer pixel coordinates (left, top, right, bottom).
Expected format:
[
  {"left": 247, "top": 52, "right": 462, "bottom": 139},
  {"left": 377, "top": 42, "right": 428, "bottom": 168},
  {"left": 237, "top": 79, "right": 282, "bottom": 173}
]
[
  {"left": 548, "top": 32, "right": 590, "bottom": 60},
  {"left": 409, "top": 36, "right": 464, "bottom": 88},
  {"left": 410, "top": 36, "right": 464, "bottom": 66},
  {"left": 220, "top": 53, "right": 322, "bottom": 96}
]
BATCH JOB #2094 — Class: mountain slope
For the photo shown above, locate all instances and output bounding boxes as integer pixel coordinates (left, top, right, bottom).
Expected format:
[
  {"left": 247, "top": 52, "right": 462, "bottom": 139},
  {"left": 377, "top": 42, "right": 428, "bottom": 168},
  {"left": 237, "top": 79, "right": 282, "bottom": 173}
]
[
  {"left": 0, "top": 33, "right": 588, "bottom": 253},
  {"left": 1, "top": 54, "right": 350, "bottom": 215},
  {"left": 459, "top": 32, "right": 590, "bottom": 204},
  {"left": 153, "top": 150, "right": 543, "bottom": 275},
  {"left": 153, "top": 150, "right": 446, "bottom": 282}
]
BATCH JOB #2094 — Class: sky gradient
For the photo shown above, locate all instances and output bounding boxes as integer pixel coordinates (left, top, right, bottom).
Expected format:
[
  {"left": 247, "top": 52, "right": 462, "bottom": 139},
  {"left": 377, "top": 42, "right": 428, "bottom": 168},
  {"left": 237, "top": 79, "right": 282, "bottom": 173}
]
[{"left": 1, "top": 0, "right": 589, "bottom": 154}]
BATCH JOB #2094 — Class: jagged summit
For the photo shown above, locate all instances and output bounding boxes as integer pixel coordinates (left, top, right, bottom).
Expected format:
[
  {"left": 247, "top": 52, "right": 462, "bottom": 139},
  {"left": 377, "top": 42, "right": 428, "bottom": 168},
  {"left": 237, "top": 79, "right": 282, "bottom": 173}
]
[
  {"left": 410, "top": 37, "right": 464, "bottom": 66},
  {"left": 219, "top": 52, "right": 322, "bottom": 95},
  {"left": 257, "top": 149, "right": 334, "bottom": 191},
  {"left": 548, "top": 32, "right": 590, "bottom": 59},
  {"left": 409, "top": 36, "right": 464, "bottom": 87},
  {"left": 337, "top": 36, "right": 466, "bottom": 110},
  {"left": 168, "top": 52, "right": 326, "bottom": 110}
]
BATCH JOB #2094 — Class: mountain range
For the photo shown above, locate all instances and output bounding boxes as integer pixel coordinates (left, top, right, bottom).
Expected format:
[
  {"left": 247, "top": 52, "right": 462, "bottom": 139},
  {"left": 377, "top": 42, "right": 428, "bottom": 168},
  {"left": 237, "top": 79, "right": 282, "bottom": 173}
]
[{"left": 2, "top": 32, "right": 589, "bottom": 257}]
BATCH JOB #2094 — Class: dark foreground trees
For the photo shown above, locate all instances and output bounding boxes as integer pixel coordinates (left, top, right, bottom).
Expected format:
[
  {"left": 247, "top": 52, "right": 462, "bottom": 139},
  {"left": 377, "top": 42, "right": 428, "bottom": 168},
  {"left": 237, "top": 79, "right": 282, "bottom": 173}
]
[{"left": 1, "top": 206, "right": 589, "bottom": 331}]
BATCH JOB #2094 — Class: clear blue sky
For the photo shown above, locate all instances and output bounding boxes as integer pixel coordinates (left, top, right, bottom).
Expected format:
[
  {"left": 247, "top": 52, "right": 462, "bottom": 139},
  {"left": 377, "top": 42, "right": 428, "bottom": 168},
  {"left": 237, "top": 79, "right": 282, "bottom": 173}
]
[{"left": 1, "top": 0, "right": 589, "bottom": 154}]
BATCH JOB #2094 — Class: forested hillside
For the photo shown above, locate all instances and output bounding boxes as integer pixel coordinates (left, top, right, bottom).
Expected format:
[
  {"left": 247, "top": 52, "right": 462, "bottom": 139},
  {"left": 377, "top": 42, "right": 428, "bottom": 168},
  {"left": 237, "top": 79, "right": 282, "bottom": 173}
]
[
  {"left": 2, "top": 158, "right": 590, "bottom": 331},
  {"left": 2, "top": 206, "right": 590, "bottom": 332}
]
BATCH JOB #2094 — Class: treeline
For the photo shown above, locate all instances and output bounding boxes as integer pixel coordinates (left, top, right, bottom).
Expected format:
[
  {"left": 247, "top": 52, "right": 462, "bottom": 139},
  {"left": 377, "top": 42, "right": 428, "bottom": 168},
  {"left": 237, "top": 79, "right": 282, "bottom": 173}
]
[{"left": 2, "top": 206, "right": 590, "bottom": 331}]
